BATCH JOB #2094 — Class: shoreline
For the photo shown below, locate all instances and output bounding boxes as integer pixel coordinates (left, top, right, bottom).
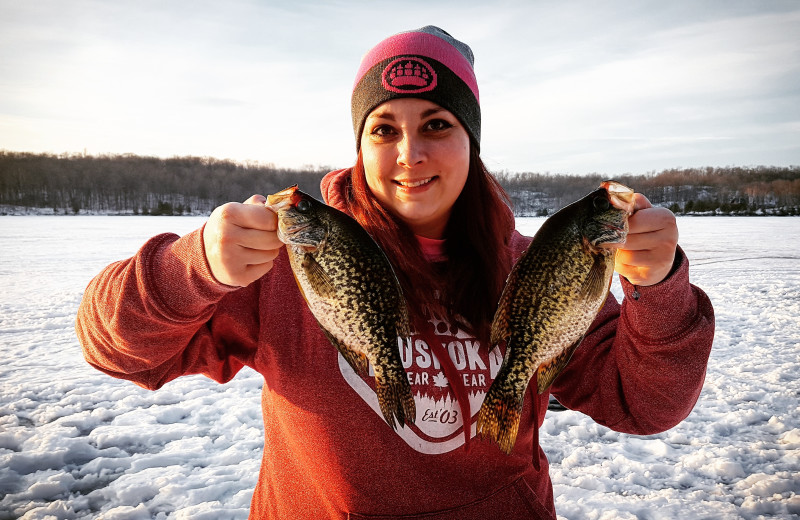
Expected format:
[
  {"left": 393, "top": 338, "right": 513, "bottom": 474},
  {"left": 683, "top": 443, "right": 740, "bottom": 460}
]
[{"left": 2, "top": 206, "right": 798, "bottom": 218}]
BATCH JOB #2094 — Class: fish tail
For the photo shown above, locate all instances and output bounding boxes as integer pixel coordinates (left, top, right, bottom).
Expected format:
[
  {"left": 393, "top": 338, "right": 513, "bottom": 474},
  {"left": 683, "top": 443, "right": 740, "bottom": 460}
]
[
  {"left": 375, "top": 370, "right": 416, "bottom": 430},
  {"left": 476, "top": 380, "right": 523, "bottom": 455}
]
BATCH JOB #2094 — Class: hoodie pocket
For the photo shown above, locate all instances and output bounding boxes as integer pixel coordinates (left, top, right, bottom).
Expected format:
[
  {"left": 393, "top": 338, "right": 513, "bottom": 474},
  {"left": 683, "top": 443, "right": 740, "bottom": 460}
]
[{"left": 347, "top": 476, "right": 554, "bottom": 519}]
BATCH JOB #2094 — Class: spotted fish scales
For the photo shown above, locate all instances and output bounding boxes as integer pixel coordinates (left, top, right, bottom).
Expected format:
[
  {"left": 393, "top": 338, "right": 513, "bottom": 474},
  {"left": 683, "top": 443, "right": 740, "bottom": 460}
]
[
  {"left": 477, "top": 181, "right": 635, "bottom": 454},
  {"left": 266, "top": 185, "right": 415, "bottom": 430}
]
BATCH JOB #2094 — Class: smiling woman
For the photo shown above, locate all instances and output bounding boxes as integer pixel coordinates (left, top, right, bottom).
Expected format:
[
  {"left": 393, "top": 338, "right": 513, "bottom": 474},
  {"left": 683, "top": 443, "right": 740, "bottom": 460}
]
[
  {"left": 360, "top": 99, "right": 471, "bottom": 239},
  {"left": 343, "top": 96, "right": 512, "bottom": 356},
  {"left": 76, "top": 24, "right": 714, "bottom": 520}
]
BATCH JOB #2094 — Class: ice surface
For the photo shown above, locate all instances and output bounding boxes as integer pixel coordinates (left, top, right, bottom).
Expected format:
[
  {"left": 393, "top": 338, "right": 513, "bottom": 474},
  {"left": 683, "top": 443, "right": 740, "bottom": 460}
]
[{"left": 1, "top": 216, "right": 799, "bottom": 519}]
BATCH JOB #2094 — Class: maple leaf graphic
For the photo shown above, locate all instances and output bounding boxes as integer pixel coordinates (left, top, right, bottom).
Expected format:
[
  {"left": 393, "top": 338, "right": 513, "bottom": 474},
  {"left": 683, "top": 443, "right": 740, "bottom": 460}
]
[{"left": 433, "top": 372, "right": 449, "bottom": 388}]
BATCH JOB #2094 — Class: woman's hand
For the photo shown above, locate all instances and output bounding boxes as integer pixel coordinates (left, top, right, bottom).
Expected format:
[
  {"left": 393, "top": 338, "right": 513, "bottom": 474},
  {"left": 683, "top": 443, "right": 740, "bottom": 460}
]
[
  {"left": 202, "top": 195, "right": 284, "bottom": 287},
  {"left": 615, "top": 194, "right": 679, "bottom": 286}
]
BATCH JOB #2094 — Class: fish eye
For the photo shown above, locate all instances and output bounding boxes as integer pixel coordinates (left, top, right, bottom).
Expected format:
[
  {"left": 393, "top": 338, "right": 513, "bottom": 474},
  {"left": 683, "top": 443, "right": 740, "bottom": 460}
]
[
  {"left": 593, "top": 196, "right": 611, "bottom": 211},
  {"left": 296, "top": 199, "right": 312, "bottom": 213}
]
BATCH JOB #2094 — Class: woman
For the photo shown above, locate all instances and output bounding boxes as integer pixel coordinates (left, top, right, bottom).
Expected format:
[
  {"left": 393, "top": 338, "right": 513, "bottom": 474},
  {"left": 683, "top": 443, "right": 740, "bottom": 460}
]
[{"left": 76, "top": 26, "right": 714, "bottom": 519}]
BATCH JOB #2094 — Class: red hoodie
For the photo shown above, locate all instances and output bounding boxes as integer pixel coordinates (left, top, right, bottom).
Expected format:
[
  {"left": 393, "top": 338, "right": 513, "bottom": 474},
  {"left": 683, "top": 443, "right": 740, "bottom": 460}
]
[{"left": 76, "top": 168, "right": 714, "bottom": 519}]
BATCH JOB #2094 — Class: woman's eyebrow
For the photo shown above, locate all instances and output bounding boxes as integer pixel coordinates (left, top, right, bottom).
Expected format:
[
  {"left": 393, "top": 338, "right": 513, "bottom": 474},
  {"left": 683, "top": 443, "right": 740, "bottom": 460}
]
[
  {"left": 420, "top": 107, "right": 445, "bottom": 118},
  {"left": 367, "top": 110, "right": 395, "bottom": 121},
  {"left": 368, "top": 107, "right": 445, "bottom": 121}
]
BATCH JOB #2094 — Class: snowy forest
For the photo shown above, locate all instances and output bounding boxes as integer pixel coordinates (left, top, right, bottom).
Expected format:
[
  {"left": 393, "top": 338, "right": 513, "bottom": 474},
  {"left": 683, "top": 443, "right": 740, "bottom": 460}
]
[{"left": 1, "top": 151, "right": 798, "bottom": 216}]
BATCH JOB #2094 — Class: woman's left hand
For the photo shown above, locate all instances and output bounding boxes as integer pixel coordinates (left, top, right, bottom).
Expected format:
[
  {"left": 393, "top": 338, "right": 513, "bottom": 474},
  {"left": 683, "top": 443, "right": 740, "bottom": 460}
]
[{"left": 615, "top": 193, "right": 679, "bottom": 286}]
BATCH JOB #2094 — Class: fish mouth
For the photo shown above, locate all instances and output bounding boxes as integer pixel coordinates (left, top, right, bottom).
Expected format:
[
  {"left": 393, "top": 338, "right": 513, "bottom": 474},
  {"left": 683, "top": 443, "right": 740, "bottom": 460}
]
[
  {"left": 601, "top": 181, "right": 636, "bottom": 215},
  {"left": 266, "top": 185, "right": 311, "bottom": 243},
  {"left": 266, "top": 185, "right": 301, "bottom": 211}
]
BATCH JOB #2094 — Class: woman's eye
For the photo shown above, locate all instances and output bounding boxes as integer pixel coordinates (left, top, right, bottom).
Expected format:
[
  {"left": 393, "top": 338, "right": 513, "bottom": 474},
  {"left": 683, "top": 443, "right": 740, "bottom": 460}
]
[
  {"left": 371, "top": 124, "right": 396, "bottom": 137},
  {"left": 425, "top": 119, "right": 453, "bottom": 132}
]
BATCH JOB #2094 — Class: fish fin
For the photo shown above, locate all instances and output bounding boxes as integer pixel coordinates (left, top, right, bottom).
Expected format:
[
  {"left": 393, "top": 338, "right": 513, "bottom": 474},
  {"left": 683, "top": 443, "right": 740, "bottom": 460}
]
[
  {"left": 536, "top": 338, "right": 582, "bottom": 393},
  {"left": 476, "top": 366, "right": 525, "bottom": 454},
  {"left": 490, "top": 268, "right": 519, "bottom": 346},
  {"left": 321, "top": 327, "right": 369, "bottom": 376},
  {"left": 580, "top": 254, "right": 610, "bottom": 301},
  {"left": 375, "top": 368, "right": 417, "bottom": 430},
  {"left": 396, "top": 290, "right": 412, "bottom": 339},
  {"left": 302, "top": 253, "right": 336, "bottom": 299},
  {"left": 489, "top": 306, "right": 510, "bottom": 347}
]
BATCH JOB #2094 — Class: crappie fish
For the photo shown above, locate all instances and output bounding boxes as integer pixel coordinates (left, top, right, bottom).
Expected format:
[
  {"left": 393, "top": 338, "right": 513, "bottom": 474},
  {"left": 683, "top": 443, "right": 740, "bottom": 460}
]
[
  {"left": 266, "top": 185, "right": 415, "bottom": 430},
  {"left": 477, "top": 181, "right": 635, "bottom": 454}
]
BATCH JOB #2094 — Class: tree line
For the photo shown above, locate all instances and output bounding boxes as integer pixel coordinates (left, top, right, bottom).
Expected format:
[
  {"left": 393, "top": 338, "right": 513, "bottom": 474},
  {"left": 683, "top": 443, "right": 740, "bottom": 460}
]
[
  {"left": 1, "top": 151, "right": 798, "bottom": 216},
  {"left": 496, "top": 165, "right": 800, "bottom": 216},
  {"left": 0, "top": 151, "right": 332, "bottom": 215}
]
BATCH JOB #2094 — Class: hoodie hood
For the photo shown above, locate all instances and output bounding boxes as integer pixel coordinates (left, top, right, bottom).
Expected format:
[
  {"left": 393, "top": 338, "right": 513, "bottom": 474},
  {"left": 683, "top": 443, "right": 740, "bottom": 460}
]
[{"left": 320, "top": 167, "right": 352, "bottom": 213}]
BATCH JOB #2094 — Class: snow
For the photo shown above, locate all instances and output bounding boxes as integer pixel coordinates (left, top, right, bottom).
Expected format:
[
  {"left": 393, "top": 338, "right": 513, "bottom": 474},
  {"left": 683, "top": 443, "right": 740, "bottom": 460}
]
[{"left": 1, "top": 215, "right": 799, "bottom": 519}]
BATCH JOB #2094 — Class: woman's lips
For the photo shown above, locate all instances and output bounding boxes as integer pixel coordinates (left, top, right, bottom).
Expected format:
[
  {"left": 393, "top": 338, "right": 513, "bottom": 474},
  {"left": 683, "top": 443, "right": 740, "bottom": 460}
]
[{"left": 393, "top": 177, "right": 436, "bottom": 188}]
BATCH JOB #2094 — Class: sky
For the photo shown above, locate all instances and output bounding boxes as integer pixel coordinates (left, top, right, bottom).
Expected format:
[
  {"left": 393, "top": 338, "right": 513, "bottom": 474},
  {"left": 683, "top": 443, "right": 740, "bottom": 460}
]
[{"left": 1, "top": 0, "right": 799, "bottom": 176}]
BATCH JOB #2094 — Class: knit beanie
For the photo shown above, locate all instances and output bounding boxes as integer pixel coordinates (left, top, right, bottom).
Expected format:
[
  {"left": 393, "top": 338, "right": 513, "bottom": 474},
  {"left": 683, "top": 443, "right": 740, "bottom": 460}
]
[{"left": 351, "top": 26, "right": 480, "bottom": 150}]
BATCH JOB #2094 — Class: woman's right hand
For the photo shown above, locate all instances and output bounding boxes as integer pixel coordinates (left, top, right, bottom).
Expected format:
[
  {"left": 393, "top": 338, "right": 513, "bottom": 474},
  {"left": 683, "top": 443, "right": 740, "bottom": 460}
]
[{"left": 202, "top": 194, "right": 284, "bottom": 287}]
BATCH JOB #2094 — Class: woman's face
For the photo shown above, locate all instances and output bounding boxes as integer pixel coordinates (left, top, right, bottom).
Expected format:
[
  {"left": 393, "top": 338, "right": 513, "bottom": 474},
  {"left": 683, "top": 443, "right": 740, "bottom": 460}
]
[{"left": 360, "top": 98, "right": 470, "bottom": 239}]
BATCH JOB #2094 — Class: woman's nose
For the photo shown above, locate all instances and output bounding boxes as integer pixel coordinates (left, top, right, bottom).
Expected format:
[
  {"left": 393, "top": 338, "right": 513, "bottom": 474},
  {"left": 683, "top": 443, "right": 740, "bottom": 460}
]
[{"left": 396, "top": 133, "right": 426, "bottom": 167}]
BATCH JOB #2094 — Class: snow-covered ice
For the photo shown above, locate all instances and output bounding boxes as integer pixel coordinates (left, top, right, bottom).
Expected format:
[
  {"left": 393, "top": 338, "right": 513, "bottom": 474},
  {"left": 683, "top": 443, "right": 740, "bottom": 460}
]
[{"left": 1, "top": 215, "right": 799, "bottom": 519}]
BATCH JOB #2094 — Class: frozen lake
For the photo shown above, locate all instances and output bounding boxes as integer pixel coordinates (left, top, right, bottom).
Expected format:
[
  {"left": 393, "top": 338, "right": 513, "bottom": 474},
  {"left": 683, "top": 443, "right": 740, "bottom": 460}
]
[{"left": 1, "top": 215, "right": 799, "bottom": 519}]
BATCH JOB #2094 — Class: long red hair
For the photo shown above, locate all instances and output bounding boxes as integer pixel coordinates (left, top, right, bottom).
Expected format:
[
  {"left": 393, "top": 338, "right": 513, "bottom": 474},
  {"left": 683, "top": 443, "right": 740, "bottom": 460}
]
[{"left": 343, "top": 146, "right": 514, "bottom": 341}]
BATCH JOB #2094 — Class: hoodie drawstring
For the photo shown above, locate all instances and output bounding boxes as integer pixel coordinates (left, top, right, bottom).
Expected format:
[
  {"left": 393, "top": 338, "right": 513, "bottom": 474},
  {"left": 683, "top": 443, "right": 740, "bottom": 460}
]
[{"left": 416, "top": 318, "right": 473, "bottom": 452}]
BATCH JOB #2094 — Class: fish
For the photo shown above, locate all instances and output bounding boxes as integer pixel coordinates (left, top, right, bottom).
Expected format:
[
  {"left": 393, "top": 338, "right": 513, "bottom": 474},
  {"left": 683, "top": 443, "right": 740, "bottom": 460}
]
[
  {"left": 266, "top": 185, "right": 416, "bottom": 430},
  {"left": 476, "top": 180, "right": 635, "bottom": 454}
]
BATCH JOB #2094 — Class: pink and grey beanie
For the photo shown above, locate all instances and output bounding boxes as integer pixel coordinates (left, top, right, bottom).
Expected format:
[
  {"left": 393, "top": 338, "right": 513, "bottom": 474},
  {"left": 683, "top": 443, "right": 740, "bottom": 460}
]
[{"left": 351, "top": 25, "right": 481, "bottom": 150}]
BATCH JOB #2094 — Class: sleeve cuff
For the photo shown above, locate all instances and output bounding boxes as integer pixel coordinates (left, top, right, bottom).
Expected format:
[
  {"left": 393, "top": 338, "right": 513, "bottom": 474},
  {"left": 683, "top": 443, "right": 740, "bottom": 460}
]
[
  {"left": 618, "top": 247, "right": 701, "bottom": 343},
  {"left": 145, "top": 227, "right": 240, "bottom": 321}
]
